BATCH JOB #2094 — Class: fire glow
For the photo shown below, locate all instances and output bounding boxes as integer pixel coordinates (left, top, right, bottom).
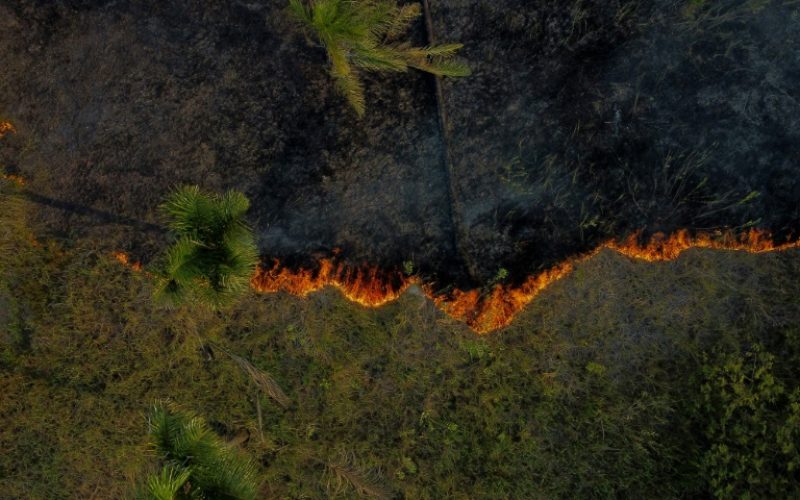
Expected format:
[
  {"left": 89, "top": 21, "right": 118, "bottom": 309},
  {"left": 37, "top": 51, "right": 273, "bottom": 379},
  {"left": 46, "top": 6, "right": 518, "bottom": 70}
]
[
  {"left": 5, "top": 120, "right": 797, "bottom": 333},
  {"left": 0, "top": 120, "right": 14, "bottom": 138},
  {"left": 111, "top": 229, "right": 799, "bottom": 333},
  {"left": 0, "top": 121, "right": 23, "bottom": 186},
  {"left": 113, "top": 251, "right": 143, "bottom": 272},
  {"left": 251, "top": 229, "right": 800, "bottom": 334}
]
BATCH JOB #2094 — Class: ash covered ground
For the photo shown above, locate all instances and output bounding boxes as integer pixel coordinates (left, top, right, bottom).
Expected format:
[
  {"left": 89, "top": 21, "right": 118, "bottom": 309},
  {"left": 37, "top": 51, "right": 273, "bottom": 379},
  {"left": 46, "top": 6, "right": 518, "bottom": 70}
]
[{"left": 0, "top": 0, "right": 798, "bottom": 287}]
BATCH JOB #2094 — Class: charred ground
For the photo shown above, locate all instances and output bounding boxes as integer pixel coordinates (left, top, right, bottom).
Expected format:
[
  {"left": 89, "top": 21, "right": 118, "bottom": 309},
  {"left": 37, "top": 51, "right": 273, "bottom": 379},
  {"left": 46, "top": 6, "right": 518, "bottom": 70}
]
[{"left": 0, "top": 0, "right": 798, "bottom": 288}]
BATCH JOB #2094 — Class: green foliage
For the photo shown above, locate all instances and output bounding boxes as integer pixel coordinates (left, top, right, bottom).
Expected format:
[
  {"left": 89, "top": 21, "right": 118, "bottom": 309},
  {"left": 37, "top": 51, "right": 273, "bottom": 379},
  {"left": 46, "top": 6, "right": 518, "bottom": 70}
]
[
  {"left": 154, "top": 186, "right": 259, "bottom": 309},
  {"left": 696, "top": 345, "right": 800, "bottom": 498},
  {"left": 288, "top": 0, "right": 470, "bottom": 116},
  {"left": 138, "top": 403, "right": 259, "bottom": 500},
  {"left": 143, "top": 466, "right": 191, "bottom": 500},
  {"left": 3, "top": 196, "right": 800, "bottom": 497}
]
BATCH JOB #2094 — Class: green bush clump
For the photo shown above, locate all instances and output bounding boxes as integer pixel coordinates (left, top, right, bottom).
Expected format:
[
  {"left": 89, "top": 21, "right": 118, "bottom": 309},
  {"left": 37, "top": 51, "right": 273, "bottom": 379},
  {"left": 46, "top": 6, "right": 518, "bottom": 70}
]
[
  {"left": 288, "top": 0, "right": 470, "bottom": 116},
  {"left": 697, "top": 345, "right": 800, "bottom": 498},
  {"left": 154, "top": 186, "right": 259, "bottom": 309},
  {"left": 136, "top": 403, "right": 259, "bottom": 500}
]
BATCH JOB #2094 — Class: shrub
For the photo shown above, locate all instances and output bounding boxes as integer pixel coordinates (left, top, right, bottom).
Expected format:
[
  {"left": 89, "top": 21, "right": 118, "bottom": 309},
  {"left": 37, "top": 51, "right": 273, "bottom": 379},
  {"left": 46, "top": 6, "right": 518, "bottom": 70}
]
[
  {"left": 288, "top": 0, "right": 470, "bottom": 116},
  {"left": 697, "top": 345, "right": 800, "bottom": 498},
  {"left": 135, "top": 403, "right": 259, "bottom": 499},
  {"left": 153, "top": 186, "right": 259, "bottom": 309}
]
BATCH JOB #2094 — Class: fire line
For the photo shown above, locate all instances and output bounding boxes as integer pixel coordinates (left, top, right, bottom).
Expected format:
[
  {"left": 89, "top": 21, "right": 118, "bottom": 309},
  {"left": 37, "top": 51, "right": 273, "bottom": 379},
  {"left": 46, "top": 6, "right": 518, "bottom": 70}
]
[
  {"left": 28, "top": 205, "right": 800, "bottom": 333},
  {"left": 249, "top": 229, "right": 800, "bottom": 334},
  {"left": 5, "top": 121, "right": 798, "bottom": 333}
]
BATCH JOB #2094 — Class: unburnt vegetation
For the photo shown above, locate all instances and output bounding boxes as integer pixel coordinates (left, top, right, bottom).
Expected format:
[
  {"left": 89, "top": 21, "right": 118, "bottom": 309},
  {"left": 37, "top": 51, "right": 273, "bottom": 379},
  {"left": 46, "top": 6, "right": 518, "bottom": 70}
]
[
  {"left": 2, "top": 182, "right": 800, "bottom": 498},
  {"left": 135, "top": 403, "right": 259, "bottom": 499},
  {"left": 1, "top": 0, "right": 800, "bottom": 498},
  {"left": 153, "top": 186, "right": 258, "bottom": 309},
  {"left": 288, "top": 0, "right": 470, "bottom": 116}
]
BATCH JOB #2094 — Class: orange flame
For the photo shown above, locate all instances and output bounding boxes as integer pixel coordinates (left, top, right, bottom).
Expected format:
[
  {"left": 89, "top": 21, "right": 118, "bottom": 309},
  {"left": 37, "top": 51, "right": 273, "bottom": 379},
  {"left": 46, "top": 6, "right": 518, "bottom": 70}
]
[
  {"left": 0, "top": 173, "right": 25, "bottom": 187},
  {"left": 251, "top": 258, "right": 417, "bottom": 307},
  {"left": 113, "top": 251, "right": 142, "bottom": 272},
  {"left": 0, "top": 121, "right": 14, "bottom": 138},
  {"left": 0, "top": 121, "right": 22, "bottom": 186},
  {"left": 250, "top": 229, "right": 800, "bottom": 333},
  {"left": 110, "top": 229, "right": 798, "bottom": 333}
]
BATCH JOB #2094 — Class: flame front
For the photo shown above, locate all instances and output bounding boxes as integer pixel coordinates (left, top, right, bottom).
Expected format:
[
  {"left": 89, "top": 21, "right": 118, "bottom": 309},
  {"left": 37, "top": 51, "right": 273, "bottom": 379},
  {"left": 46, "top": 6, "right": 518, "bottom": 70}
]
[
  {"left": 5, "top": 120, "right": 797, "bottom": 333},
  {"left": 251, "top": 258, "right": 416, "bottom": 308},
  {"left": 250, "top": 229, "right": 800, "bottom": 334}
]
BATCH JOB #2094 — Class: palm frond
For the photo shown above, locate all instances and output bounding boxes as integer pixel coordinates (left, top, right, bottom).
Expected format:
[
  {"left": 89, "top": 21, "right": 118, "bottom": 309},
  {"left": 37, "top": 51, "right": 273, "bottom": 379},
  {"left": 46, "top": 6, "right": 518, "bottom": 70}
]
[
  {"left": 147, "top": 403, "right": 186, "bottom": 459},
  {"left": 405, "top": 43, "right": 465, "bottom": 58},
  {"left": 329, "top": 44, "right": 367, "bottom": 116},
  {"left": 288, "top": 0, "right": 469, "bottom": 116},
  {"left": 163, "top": 237, "right": 201, "bottom": 281},
  {"left": 408, "top": 57, "right": 472, "bottom": 77},
  {"left": 161, "top": 185, "right": 216, "bottom": 239},
  {"left": 351, "top": 45, "right": 408, "bottom": 72},
  {"left": 312, "top": 0, "right": 370, "bottom": 45},
  {"left": 192, "top": 453, "right": 259, "bottom": 500},
  {"left": 287, "top": 0, "right": 313, "bottom": 26},
  {"left": 211, "top": 342, "right": 290, "bottom": 409},
  {"left": 219, "top": 189, "right": 251, "bottom": 226},
  {"left": 151, "top": 237, "right": 202, "bottom": 308},
  {"left": 385, "top": 3, "right": 420, "bottom": 39},
  {"left": 171, "top": 417, "right": 217, "bottom": 462},
  {"left": 324, "top": 452, "right": 390, "bottom": 499},
  {"left": 143, "top": 403, "right": 259, "bottom": 500},
  {"left": 145, "top": 466, "right": 190, "bottom": 500},
  {"left": 362, "top": 0, "right": 396, "bottom": 39},
  {"left": 155, "top": 187, "right": 259, "bottom": 309}
]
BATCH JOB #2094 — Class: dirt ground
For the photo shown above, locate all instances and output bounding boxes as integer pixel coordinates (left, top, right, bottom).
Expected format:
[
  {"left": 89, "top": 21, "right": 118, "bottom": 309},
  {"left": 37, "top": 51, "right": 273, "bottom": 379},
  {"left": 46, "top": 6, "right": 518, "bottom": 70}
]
[{"left": 0, "top": 0, "right": 798, "bottom": 286}]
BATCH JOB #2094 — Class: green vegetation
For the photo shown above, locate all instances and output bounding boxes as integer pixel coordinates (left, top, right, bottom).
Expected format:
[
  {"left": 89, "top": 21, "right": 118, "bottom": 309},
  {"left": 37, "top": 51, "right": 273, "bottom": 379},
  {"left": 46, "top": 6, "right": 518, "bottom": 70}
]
[
  {"left": 136, "top": 403, "right": 259, "bottom": 500},
  {"left": 288, "top": 0, "right": 470, "bottom": 116},
  {"left": 2, "top": 189, "right": 800, "bottom": 497},
  {"left": 696, "top": 346, "right": 800, "bottom": 498},
  {"left": 154, "top": 186, "right": 259, "bottom": 309}
]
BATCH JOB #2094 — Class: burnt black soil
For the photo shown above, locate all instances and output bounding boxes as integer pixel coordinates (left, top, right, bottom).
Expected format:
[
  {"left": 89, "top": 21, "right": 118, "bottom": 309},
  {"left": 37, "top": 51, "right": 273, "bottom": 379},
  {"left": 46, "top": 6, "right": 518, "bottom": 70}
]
[{"left": 1, "top": 0, "right": 798, "bottom": 288}]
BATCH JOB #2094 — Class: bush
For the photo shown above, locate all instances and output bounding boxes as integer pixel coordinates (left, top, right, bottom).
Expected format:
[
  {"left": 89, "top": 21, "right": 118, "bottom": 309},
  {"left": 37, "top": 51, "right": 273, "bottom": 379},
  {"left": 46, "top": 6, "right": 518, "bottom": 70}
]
[
  {"left": 153, "top": 186, "right": 259, "bottom": 309},
  {"left": 697, "top": 345, "right": 800, "bottom": 498},
  {"left": 135, "top": 402, "right": 259, "bottom": 500}
]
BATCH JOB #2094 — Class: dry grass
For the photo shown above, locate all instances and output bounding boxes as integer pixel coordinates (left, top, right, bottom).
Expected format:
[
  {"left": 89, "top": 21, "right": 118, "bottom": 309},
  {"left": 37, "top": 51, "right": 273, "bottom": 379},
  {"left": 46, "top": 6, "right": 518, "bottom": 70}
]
[{"left": 210, "top": 341, "right": 290, "bottom": 410}]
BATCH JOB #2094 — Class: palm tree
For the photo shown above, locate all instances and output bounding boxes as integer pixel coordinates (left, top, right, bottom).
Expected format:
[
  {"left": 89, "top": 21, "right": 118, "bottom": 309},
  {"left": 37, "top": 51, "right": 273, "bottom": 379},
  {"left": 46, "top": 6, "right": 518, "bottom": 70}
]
[
  {"left": 135, "top": 403, "right": 259, "bottom": 500},
  {"left": 288, "top": 0, "right": 471, "bottom": 116},
  {"left": 154, "top": 186, "right": 259, "bottom": 309}
]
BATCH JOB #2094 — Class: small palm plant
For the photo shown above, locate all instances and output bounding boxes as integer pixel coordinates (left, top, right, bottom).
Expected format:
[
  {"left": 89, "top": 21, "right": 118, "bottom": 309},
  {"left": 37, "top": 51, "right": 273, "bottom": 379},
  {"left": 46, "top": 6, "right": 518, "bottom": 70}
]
[
  {"left": 154, "top": 186, "right": 259, "bottom": 309},
  {"left": 135, "top": 403, "right": 259, "bottom": 500},
  {"left": 288, "top": 0, "right": 471, "bottom": 116}
]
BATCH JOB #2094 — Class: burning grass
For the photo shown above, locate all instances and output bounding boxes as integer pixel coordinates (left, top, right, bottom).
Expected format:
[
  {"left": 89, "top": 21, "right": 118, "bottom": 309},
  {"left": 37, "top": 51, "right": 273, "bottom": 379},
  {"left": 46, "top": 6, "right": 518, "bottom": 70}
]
[
  {"left": 3, "top": 197, "right": 800, "bottom": 497},
  {"left": 0, "top": 120, "right": 14, "bottom": 138},
  {"left": 113, "top": 227, "right": 800, "bottom": 334},
  {"left": 250, "top": 228, "right": 800, "bottom": 334}
]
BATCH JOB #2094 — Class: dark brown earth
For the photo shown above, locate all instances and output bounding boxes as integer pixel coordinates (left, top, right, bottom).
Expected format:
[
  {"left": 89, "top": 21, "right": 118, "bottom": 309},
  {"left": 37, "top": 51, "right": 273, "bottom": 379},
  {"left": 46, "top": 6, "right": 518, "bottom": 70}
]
[{"left": 0, "top": 0, "right": 798, "bottom": 287}]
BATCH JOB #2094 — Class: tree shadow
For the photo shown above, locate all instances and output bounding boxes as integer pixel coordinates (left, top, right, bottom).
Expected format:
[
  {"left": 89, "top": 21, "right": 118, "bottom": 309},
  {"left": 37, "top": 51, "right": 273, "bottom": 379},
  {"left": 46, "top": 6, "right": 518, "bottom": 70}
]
[{"left": 21, "top": 190, "right": 163, "bottom": 234}]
